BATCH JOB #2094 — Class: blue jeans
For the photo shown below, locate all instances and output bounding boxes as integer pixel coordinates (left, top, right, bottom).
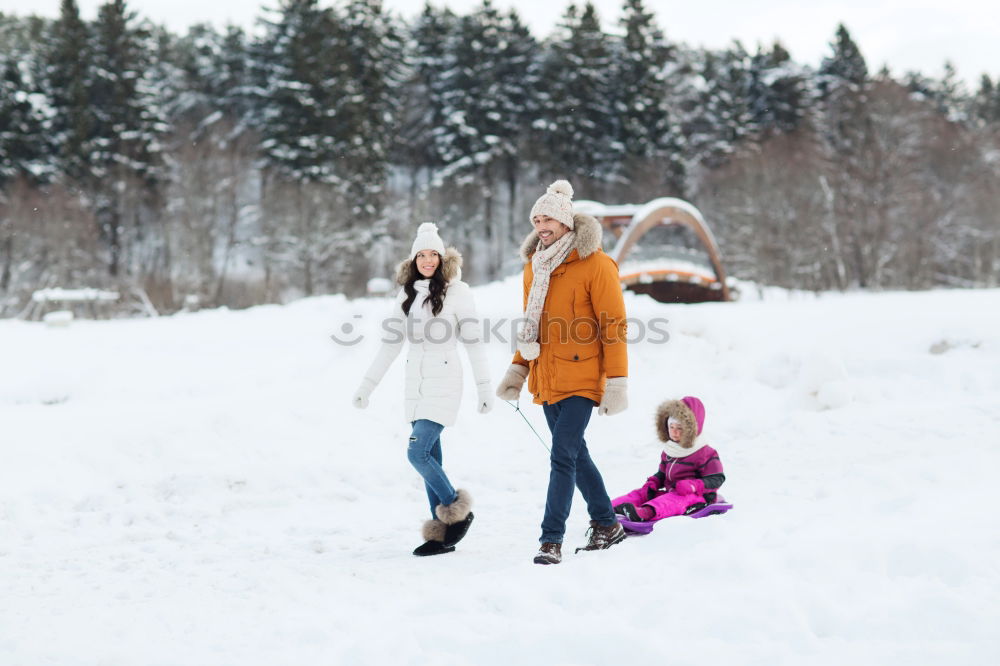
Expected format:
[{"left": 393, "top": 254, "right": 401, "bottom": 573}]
[
  {"left": 540, "top": 396, "right": 616, "bottom": 544},
  {"left": 407, "top": 419, "right": 458, "bottom": 518}
]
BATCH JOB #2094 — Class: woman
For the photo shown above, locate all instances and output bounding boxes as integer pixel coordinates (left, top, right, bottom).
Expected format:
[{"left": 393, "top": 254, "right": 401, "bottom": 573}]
[{"left": 353, "top": 222, "right": 492, "bottom": 557}]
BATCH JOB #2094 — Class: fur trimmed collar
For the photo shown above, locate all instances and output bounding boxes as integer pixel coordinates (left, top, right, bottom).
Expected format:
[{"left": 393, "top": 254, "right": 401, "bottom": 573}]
[
  {"left": 394, "top": 246, "right": 463, "bottom": 285},
  {"left": 655, "top": 399, "right": 699, "bottom": 449},
  {"left": 662, "top": 436, "right": 709, "bottom": 458},
  {"left": 518, "top": 213, "right": 603, "bottom": 264}
]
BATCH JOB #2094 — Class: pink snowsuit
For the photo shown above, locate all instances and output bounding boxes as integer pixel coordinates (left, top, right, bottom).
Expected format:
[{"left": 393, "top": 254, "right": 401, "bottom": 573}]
[
  {"left": 612, "top": 396, "right": 725, "bottom": 520},
  {"left": 612, "top": 445, "right": 725, "bottom": 519}
]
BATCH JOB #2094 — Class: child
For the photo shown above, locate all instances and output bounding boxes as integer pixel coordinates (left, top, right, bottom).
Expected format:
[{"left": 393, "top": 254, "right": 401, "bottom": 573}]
[{"left": 612, "top": 396, "right": 725, "bottom": 522}]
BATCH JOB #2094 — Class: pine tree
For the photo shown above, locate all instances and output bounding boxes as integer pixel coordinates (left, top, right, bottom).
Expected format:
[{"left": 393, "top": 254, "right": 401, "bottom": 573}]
[
  {"left": 932, "top": 61, "right": 968, "bottom": 122},
  {"left": 613, "top": 0, "right": 685, "bottom": 197},
  {"left": 169, "top": 24, "right": 253, "bottom": 134},
  {"left": 746, "top": 41, "right": 815, "bottom": 136},
  {"left": 971, "top": 74, "right": 1000, "bottom": 125},
  {"left": 217, "top": 25, "right": 253, "bottom": 123},
  {"left": 254, "top": 0, "right": 401, "bottom": 198},
  {"left": 394, "top": 1, "right": 458, "bottom": 240},
  {"left": 0, "top": 44, "right": 47, "bottom": 186},
  {"left": 816, "top": 23, "right": 878, "bottom": 287},
  {"left": 397, "top": 3, "right": 456, "bottom": 174},
  {"left": 252, "top": 0, "right": 402, "bottom": 295},
  {"left": 1, "top": 13, "right": 49, "bottom": 92},
  {"left": 535, "top": 2, "right": 617, "bottom": 188},
  {"left": 45, "top": 0, "right": 95, "bottom": 185},
  {"left": 902, "top": 70, "right": 934, "bottom": 97},
  {"left": 817, "top": 24, "right": 870, "bottom": 154},
  {"left": 89, "top": 0, "right": 164, "bottom": 277},
  {"left": 435, "top": 1, "right": 537, "bottom": 176},
  {"left": 155, "top": 23, "right": 257, "bottom": 305},
  {"left": 677, "top": 43, "right": 752, "bottom": 173},
  {"left": 199, "top": 25, "right": 258, "bottom": 303},
  {"left": 167, "top": 23, "right": 220, "bottom": 122},
  {"left": 3, "top": 12, "right": 99, "bottom": 298},
  {"left": 252, "top": 0, "right": 342, "bottom": 295},
  {"left": 818, "top": 24, "right": 868, "bottom": 92},
  {"left": 254, "top": 0, "right": 341, "bottom": 182},
  {"left": 432, "top": 0, "right": 540, "bottom": 277},
  {"left": 335, "top": 0, "right": 404, "bottom": 224},
  {"left": 488, "top": 6, "right": 539, "bottom": 262}
]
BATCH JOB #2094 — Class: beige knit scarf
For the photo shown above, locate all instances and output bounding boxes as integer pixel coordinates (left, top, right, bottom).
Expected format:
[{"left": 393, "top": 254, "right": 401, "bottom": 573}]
[{"left": 517, "top": 231, "right": 576, "bottom": 360}]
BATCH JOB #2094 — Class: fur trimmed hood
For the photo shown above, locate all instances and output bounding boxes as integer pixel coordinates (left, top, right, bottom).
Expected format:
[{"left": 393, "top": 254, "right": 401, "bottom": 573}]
[
  {"left": 394, "top": 246, "right": 463, "bottom": 285},
  {"left": 655, "top": 397, "right": 707, "bottom": 449},
  {"left": 518, "top": 213, "right": 603, "bottom": 264}
]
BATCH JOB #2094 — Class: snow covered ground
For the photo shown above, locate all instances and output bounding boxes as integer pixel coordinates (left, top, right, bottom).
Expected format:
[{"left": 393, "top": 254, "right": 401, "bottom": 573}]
[{"left": 2, "top": 281, "right": 999, "bottom": 665}]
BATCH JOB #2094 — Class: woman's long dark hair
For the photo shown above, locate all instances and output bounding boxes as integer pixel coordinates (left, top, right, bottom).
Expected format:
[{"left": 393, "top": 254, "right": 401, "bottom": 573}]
[{"left": 401, "top": 255, "right": 447, "bottom": 316}]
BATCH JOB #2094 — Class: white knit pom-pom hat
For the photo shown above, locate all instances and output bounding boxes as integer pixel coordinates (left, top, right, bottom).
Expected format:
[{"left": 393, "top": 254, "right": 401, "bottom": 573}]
[
  {"left": 409, "top": 222, "right": 446, "bottom": 260},
  {"left": 529, "top": 180, "right": 575, "bottom": 230}
]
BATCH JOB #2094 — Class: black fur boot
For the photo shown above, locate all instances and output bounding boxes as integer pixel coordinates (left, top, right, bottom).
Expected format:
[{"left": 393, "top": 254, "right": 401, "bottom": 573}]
[
  {"left": 442, "top": 512, "right": 474, "bottom": 548},
  {"left": 435, "top": 489, "right": 474, "bottom": 548},
  {"left": 413, "top": 518, "right": 454, "bottom": 557},
  {"left": 413, "top": 540, "right": 455, "bottom": 556}
]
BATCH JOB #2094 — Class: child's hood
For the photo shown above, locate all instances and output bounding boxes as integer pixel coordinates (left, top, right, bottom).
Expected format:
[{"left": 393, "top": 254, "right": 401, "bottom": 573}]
[{"left": 655, "top": 396, "right": 706, "bottom": 449}]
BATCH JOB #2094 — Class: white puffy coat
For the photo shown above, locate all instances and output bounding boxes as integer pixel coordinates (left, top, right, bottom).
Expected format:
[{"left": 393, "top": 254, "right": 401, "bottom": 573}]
[{"left": 361, "top": 248, "right": 490, "bottom": 427}]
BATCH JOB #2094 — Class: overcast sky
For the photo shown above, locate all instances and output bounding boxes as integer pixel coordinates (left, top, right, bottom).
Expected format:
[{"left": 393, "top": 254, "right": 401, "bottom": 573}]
[{"left": 3, "top": 0, "right": 997, "bottom": 86}]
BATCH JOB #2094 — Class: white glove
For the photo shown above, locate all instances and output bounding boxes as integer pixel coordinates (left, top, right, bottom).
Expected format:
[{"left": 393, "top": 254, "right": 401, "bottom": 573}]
[
  {"left": 598, "top": 377, "right": 628, "bottom": 416},
  {"left": 476, "top": 382, "right": 494, "bottom": 414},
  {"left": 353, "top": 378, "right": 376, "bottom": 409},
  {"left": 495, "top": 364, "right": 529, "bottom": 400}
]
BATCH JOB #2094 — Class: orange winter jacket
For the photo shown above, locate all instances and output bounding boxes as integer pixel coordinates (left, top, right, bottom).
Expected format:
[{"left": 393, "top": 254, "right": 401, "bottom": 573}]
[{"left": 511, "top": 213, "right": 628, "bottom": 405}]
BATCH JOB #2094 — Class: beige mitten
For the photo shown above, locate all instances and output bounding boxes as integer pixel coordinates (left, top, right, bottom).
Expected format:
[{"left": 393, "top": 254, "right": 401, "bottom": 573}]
[
  {"left": 598, "top": 377, "right": 628, "bottom": 416},
  {"left": 495, "top": 364, "right": 529, "bottom": 400}
]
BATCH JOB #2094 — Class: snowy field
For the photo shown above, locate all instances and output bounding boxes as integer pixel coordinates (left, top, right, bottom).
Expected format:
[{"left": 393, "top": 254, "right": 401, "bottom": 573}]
[{"left": 2, "top": 280, "right": 999, "bottom": 665}]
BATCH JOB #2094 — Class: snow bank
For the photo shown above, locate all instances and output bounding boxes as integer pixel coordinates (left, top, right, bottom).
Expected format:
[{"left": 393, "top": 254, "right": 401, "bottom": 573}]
[{"left": 1, "top": 286, "right": 998, "bottom": 664}]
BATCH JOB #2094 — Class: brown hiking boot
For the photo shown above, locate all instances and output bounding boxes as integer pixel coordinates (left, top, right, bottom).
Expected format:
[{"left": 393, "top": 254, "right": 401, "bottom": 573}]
[
  {"left": 576, "top": 520, "right": 626, "bottom": 553},
  {"left": 533, "top": 542, "right": 562, "bottom": 565}
]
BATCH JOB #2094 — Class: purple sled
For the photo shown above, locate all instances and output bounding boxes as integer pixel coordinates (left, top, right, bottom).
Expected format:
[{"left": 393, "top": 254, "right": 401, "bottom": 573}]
[{"left": 615, "top": 497, "right": 734, "bottom": 534}]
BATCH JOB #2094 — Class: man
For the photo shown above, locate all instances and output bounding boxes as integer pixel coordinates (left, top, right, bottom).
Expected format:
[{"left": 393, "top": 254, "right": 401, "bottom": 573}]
[{"left": 496, "top": 179, "right": 629, "bottom": 565}]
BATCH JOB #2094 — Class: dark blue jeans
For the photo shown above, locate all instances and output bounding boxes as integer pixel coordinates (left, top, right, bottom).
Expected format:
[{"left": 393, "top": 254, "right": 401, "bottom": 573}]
[
  {"left": 540, "top": 396, "right": 616, "bottom": 544},
  {"left": 407, "top": 419, "right": 458, "bottom": 518}
]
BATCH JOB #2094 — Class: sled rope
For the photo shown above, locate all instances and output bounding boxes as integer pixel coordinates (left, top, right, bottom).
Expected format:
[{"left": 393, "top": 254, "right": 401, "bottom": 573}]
[{"left": 503, "top": 399, "right": 550, "bottom": 454}]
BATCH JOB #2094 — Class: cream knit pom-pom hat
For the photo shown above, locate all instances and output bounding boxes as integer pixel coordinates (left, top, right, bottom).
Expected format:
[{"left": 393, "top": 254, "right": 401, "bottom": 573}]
[{"left": 529, "top": 180, "right": 575, "bottom": 230}]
